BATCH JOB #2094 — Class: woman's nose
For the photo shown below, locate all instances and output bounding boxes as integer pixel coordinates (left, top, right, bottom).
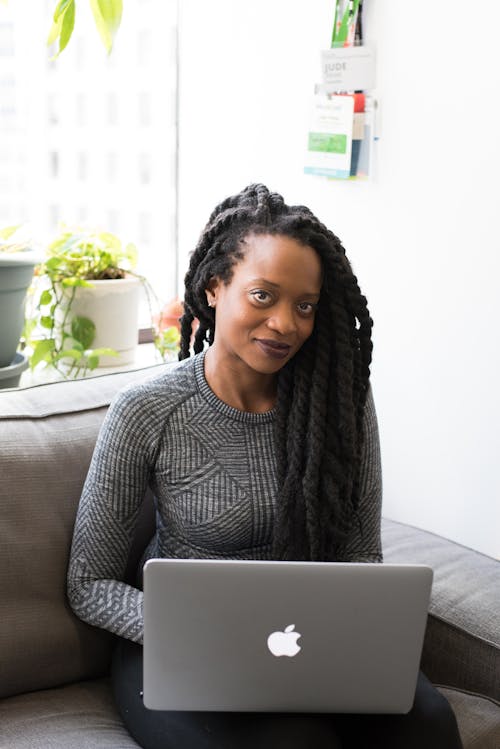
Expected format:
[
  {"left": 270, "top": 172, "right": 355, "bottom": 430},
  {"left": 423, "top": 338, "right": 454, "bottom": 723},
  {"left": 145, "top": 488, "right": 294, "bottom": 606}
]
[{"left": 266, "top": 304, "right": 296, "bottom": 335}]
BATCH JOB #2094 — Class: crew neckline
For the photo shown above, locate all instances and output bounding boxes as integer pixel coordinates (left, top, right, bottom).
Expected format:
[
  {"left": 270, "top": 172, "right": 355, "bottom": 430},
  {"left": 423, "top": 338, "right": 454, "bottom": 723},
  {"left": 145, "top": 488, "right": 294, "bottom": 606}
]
[{"left": 194, "top": 350, "right": 276, "bottom": 424}]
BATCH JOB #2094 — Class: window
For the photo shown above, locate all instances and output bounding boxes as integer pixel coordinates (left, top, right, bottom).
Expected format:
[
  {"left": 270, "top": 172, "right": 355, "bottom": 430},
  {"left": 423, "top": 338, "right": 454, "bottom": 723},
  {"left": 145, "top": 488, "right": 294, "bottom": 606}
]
[
  {"left": 77, "top": 152, "right": 88, "bottom": 181},
  {"left": 1, "top": 1, "right": 178, "bottom": 306}
]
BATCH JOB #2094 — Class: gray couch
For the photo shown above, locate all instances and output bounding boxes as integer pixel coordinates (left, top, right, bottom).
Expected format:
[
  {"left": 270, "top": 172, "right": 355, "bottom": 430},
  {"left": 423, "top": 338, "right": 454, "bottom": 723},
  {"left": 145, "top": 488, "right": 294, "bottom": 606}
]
[{"left": 0, "top": 366, "right": 499, "bottom": 748}]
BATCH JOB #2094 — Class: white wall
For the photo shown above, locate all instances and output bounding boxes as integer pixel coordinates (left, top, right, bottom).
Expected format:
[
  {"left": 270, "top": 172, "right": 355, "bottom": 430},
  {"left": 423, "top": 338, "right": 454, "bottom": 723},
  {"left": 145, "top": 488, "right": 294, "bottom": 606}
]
[{"left": 178, "top": 0, "right": 500, "bottom": 558}]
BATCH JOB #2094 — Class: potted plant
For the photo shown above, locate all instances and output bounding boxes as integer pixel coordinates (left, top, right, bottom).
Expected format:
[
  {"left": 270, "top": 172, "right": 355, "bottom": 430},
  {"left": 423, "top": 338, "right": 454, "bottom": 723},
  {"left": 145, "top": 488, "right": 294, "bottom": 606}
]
[
  {"left": 24, "top": 226, "right": 144, "bottom": 377},
  {"left": 24, "top": 225, "right": 181, "bottom": 378},
  {"left": 0, "top": 227, "right": 42, "bottom": 389}
]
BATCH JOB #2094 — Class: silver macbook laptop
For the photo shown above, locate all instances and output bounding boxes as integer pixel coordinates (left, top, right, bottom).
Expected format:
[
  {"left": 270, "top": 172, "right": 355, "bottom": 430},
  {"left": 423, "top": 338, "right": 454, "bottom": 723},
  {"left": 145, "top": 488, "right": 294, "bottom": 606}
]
[{"left": 143, "top": 559, "right": 433, "bottom": 714}]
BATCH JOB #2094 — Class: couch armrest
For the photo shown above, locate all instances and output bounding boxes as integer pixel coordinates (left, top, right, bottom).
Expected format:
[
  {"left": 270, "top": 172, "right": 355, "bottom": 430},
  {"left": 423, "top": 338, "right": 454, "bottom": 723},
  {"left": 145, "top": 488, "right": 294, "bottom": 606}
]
[{"left": 382, "top": 518, "right": 500, "bottom": 703}]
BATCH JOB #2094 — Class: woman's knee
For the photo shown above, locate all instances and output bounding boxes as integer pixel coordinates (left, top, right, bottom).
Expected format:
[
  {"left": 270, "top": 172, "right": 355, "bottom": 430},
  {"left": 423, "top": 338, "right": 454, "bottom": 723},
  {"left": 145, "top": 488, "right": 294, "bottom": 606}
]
[{"left": 411, "top": 674, "right": 463, "bottom": 748}]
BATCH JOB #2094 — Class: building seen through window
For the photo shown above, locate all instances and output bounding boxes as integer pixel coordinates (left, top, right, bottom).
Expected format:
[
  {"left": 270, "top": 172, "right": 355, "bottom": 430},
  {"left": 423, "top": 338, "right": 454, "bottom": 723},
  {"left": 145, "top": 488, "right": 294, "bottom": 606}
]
[{"left": 0, "top": 1, "right": 179, "bottom": 309}]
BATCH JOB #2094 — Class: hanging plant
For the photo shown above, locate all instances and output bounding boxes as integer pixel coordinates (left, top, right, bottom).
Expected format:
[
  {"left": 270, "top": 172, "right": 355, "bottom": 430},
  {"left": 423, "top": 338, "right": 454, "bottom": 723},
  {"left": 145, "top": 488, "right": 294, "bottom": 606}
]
[{"left": 47, "top": 0, "right": 123, "bottom": 57}]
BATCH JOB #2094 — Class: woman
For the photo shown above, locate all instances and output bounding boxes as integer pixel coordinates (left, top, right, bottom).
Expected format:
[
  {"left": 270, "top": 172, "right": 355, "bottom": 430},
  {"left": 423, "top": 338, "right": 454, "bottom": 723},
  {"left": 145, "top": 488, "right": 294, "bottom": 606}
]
[{"left": 67, "top": 184, "right": 462, "bottom": 748}]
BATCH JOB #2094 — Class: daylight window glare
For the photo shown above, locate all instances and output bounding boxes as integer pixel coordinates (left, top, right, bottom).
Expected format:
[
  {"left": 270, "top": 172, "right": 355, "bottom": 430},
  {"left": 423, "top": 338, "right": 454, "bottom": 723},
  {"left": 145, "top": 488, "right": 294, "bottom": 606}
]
[{"left": 0, "top": 0, "right": 178, "bottom": 305}]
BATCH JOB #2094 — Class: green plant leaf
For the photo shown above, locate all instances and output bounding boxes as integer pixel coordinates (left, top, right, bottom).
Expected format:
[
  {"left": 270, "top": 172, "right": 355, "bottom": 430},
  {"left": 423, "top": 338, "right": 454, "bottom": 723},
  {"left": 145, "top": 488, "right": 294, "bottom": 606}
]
[
  {"left": 30, "top": 338, "right": 56, "bottom": 368},
  {"left": 48, "top": 0, "right": 75, "bottom": 56},
  {"left": 163, "top": 327, "right": 180, "bottom": 344},
  {"left": 61, "top": 277, "right": 93, "bottom": 287},
  {"left": 22, "top": 318, "right": 37, "bottom": 342},
  {"left": 47, "top": 16, "right": 62, "bottom": 47},
  {"left": 99, "top": 231, "right": 121, "bottom": 252},
  {"left": 71, "top": 316, "right": 96, "bottom": 349},
  {"left": 89, "top": 0, "right": 123, "bottom": 54},
  {"left": 40, "top": 289, "right": 53, "bottom": 306},
  {"left": 124, "top": 242, "right": 138, "bottom": 268},
  {"left": 53, "top": 0, "right": 73, "bottom": 22},
  {"left": 87, "top": 355, "right": 99, "bottom": 370},
  {"left": 65, "top": 339, "right": 84, "bottom": 352},
  {"left": 40, "top": 316, "right": 54, "bottom": 329},
  {"left": 44, "top": 227, "right": 135, "bottom": 281},
  {"left": 0, "top": 225, "right": 21, "bottom": 240},
  {"left": 44, "top": 256, "right": 62, "bottom": 272},
  {"left": 54, "top": 348, "right": 84, "bottom": 362},
  {"left": 154, "top": 325, "right": 181, "bottom": 358},
  {"left": 58, "top": 0, "right": 76, "bottom": 55}
]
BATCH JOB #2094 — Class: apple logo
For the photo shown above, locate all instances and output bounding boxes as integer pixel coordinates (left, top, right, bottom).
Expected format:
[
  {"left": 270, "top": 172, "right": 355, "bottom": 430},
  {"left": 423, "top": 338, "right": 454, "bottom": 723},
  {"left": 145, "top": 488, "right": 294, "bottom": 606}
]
[{"left": 267, "top": 624, "right": 302, "bottom": 657}]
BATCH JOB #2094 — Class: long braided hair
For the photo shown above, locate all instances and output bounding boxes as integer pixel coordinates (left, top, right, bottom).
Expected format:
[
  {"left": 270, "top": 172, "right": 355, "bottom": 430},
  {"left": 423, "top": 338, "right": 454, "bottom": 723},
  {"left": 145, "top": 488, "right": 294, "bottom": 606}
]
[{"left": 179, "top": 184, "right": 373, "bottom": 562}]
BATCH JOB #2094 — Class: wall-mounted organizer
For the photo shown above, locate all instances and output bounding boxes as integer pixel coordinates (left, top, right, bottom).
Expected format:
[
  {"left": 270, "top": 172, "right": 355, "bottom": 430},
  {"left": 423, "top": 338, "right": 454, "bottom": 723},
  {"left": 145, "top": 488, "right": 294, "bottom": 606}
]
[{"left": 304, "top": 0, "right": 377, "bottom": 180}]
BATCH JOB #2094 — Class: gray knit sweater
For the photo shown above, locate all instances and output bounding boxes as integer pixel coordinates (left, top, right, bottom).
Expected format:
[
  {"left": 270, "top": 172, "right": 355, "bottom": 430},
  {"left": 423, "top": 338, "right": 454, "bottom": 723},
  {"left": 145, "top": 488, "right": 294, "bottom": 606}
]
[{"left": 67, "top": 351, "right": 382, "bottom": 644}]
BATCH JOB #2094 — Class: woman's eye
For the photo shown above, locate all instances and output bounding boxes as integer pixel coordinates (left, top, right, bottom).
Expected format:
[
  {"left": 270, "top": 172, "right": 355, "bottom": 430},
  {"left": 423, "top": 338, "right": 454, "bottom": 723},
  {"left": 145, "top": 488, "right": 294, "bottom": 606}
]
[
  {"left": 250, "top": 290, "right": 272, "bottom": 304},
  {"left": 297, "top": 302, "right": 316, "bottom": 316}
]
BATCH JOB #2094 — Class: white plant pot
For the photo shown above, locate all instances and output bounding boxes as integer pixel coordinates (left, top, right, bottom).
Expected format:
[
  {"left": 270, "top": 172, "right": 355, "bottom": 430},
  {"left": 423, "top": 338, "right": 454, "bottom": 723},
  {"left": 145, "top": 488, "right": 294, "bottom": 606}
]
[{"left": 61, "top": 275, "right": 141, "bottom": 367}]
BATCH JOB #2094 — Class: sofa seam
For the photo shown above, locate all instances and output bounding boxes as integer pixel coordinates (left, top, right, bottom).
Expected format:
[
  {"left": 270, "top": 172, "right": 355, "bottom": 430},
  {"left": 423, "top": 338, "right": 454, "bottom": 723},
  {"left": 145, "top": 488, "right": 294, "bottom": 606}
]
[
  {"left": 434, "top": 683, "right": 500, "bottom": 708},
  {"left": 428, "top": 611, "right": 500, "bottom": 651}
]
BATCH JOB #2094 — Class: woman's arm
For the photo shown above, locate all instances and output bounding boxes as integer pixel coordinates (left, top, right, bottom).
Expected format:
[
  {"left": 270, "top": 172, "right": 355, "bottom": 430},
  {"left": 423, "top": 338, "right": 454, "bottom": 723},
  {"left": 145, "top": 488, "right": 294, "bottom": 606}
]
[{"left": 67, "top": 385, "right": 157, "bottom": 644}]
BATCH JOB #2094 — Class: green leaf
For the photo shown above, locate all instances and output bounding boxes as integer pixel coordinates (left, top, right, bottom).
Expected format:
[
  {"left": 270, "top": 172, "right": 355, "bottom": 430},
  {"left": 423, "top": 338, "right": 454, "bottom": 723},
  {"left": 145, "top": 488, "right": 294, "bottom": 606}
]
[
  {"left": 99, "top": 231, "right": 121, "bottom": 252},
  {"left": 61, "top": 277, "right": 93, "bottom": 288},
  {"left": 66, "top": 340, "right": 84, "bottom": 352},
  {"left": 44, "top": 256, "right": 62, "bottom": 272},
  {"left": 47, "top": 19, "right": 61, "bottom": 47},
  {"left": 40, "top": 316, "right": 54, "bottom": 329},
  {"left": 47, "top": 0, "right": 74, "bottom": 53},
  {"left": 0, "top": 225, "right": 21, "bottom": 240},
  {"left": 53, "top": 0, "right": 73, "bottom": 22},
  {"left": 124, "top": 242, "right": 138, "bottom": 268},
  {"left": 87, "top": 355, "right": 99, "bottom": 370},
  {"left": 54, "top": 348, "right": 84, "bottom": 362},
  {"left": 58, "top": 0, "right": 76, "bottom": 56},
  {"left": 40, "top": 289, "right": 53, "bottom": 306},
  {"left": 89, "top": 0, "right": 123, "bottom": 54},
  {"left": 22, "top": 318, "right": 37, "bottom": 342},
  {"left": 30, "top": 338, "right": 55, "bottom": 368},
  {"left": 154, "top": 325, "right": 181, "bottom": 358},
  {"left": 163, "top": 327, "right": 180, "bottom": 344},
  {"left": 71, "top": 316, "right": 96, "bottom": 349}
]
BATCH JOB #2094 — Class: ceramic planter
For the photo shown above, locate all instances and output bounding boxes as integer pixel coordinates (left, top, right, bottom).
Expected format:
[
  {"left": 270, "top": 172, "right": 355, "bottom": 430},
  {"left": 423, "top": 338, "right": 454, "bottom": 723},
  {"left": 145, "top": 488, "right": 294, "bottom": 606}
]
[
  {"left": 0, "top": 352, "right": 29, "bottom": 389},
  {"left": 58, "top": 275, "right": 141, "bottom": 366},
  {"left": 0, "top": 249, "right": 41, "bottom": 368}
]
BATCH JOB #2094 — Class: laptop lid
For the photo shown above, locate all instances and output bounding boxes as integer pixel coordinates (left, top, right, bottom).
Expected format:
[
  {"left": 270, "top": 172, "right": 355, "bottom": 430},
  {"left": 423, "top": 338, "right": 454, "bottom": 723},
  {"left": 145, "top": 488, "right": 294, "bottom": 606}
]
[{"left": 143, "top": 559, "right": 433, "bottom": 714}]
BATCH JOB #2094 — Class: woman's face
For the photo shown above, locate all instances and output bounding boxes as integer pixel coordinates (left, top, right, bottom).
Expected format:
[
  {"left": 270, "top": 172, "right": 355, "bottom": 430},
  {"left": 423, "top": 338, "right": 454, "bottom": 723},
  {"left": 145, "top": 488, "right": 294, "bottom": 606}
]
[{"left": 206, "top": 233, "right": 322, "bottom": 376}]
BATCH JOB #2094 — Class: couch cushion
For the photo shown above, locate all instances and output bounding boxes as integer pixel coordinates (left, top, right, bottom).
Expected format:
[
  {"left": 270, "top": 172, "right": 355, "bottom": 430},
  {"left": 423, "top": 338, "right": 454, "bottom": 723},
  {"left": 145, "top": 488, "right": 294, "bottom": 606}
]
[
  {"left": 0, "top": 366, "right": 167, "bottom": 700},
  {"left": 382, "top": 518, "right": 500, "bottom": 702},
  {"left": 438, "top": 687, "right": 500, "bottom": 749},
  {"left": 0, "top": 678, "right": 497, "bottom": 749},
  {"left": 0, "top": 678, "right": 141, "bottom": 748}
]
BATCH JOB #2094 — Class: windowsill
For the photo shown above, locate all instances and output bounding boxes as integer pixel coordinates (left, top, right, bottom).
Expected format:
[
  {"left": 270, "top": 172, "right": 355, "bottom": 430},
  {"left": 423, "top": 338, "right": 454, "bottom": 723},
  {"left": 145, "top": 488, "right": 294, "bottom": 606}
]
[{"left": 17, "top": 342, "right": 171, "bottom": 389}]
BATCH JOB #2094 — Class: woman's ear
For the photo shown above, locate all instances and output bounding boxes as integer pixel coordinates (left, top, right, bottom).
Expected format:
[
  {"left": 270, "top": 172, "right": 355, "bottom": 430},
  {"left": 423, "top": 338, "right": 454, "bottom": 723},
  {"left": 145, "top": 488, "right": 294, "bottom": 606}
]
[{"left": 205, "top": 277, "right": 220, "bottom": 309}]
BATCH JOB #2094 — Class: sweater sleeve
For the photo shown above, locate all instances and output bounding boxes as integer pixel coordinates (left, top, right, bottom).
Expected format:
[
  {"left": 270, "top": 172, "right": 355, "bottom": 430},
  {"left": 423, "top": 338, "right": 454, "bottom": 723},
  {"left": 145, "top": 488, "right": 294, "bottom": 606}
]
[
  {"left": 341, "top": 385, "right": 383, "bottom": 563},
  {"left": 67, "top": 385, "right": 157, "bottom": 644}
]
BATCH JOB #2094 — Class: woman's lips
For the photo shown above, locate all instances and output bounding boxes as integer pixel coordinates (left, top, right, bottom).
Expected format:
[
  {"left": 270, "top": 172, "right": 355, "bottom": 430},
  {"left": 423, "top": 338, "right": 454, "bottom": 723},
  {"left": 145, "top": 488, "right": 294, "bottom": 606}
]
[{"left": 255, "top": 339, "right": 291, "bottom": 360}]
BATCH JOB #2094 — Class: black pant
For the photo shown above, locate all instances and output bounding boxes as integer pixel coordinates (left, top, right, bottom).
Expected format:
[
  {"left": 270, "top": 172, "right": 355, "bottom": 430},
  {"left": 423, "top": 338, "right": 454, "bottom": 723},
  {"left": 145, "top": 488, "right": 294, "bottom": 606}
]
[{"left": 112, "top": 639, "right": 463, "bottom": 749}]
